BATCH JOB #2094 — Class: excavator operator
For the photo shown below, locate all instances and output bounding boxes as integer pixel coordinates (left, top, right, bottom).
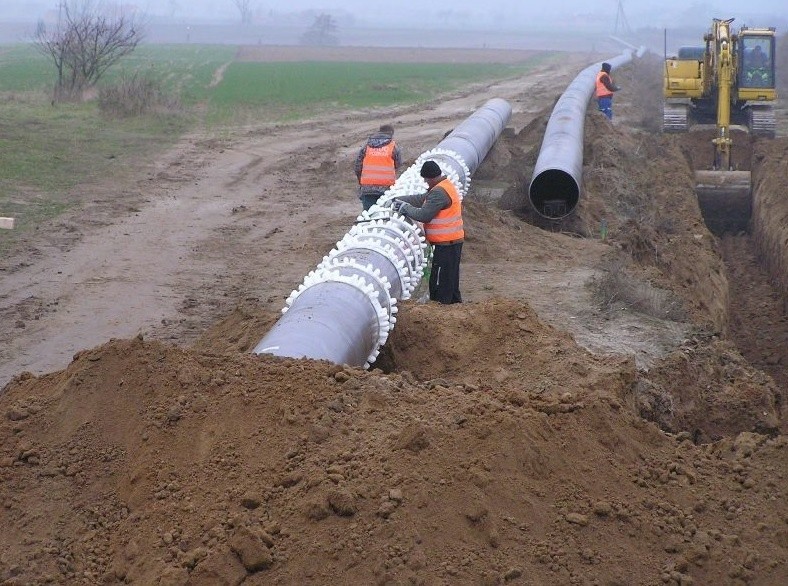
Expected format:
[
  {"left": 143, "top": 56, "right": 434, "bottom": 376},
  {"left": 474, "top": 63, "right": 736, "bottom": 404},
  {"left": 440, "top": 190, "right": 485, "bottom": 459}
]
[{"left": 745, "top": 45, "right": 771, "bottom": 87}]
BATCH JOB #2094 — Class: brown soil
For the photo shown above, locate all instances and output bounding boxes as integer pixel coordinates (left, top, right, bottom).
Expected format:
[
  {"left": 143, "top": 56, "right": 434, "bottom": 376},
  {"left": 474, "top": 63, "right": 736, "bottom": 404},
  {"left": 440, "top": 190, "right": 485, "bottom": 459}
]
[{"left": 1, "top": 48, "right": 787, "bottom": 586}]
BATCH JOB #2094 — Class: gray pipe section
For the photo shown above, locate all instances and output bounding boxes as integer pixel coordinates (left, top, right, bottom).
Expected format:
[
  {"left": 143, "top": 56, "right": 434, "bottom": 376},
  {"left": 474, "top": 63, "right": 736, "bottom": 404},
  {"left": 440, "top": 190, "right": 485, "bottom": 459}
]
[
  {"left": 435, "top": 97, "right": 513, "bottom": 187},
  {"left": 528, "top": 51, "right": 634, "bottom": 219},
  {"left": 255, "top": 282, "right": 382, "bottom": 366},
  {"left": 253, "top": 99, "right": 512, "bottom": 368}
]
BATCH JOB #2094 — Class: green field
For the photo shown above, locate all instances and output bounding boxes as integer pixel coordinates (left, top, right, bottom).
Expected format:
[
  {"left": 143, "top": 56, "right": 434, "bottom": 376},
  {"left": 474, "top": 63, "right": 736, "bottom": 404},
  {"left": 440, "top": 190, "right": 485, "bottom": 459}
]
[
  {"left": 0, "top": 43, "right": 554, "bottom": 248},
  {"left": 208, "top": 60, "right": 544, "bottom": 123}
]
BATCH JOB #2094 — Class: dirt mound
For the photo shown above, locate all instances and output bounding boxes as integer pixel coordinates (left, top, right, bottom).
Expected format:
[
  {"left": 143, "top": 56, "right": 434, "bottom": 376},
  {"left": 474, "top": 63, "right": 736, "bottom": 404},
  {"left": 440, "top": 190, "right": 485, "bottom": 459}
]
[{"left": 3, "top": 302, "right": 787, "bottom": 586}]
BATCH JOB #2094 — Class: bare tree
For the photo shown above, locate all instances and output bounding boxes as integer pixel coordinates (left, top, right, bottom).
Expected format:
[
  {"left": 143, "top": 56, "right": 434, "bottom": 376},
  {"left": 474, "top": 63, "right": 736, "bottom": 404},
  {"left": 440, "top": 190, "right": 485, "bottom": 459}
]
[
  {"left": 34, "top": 1, "right": 143, "bottom": 103},
  {"left": 300, "top": 14, "right": 339, "bottom": 47},
  {"left": 232, "top": 0, "right": 254, "bottom": 25}
]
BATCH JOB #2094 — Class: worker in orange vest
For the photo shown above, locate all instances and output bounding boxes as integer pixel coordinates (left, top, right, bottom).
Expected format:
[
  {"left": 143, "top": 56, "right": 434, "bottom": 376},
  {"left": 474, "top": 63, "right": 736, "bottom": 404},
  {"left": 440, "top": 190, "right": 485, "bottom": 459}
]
[
  {"left": 354, "top": 124, "right": 403, "bottom": 210},
  {"left": 392, "top": 160, "right": 464, "bottom": 304},
  {"left": 595, "top": 62, "right": 621, "bottom": 121}
]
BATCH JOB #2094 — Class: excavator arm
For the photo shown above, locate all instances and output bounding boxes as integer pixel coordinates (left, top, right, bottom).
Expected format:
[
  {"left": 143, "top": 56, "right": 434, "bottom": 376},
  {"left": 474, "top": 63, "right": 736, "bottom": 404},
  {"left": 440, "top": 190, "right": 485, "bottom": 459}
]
[
  {"left": 693, "top": 18, "right": 752, "bottom": 234},
  {"left": 711, "top": 18, "right": 735, "bottom": 170}
]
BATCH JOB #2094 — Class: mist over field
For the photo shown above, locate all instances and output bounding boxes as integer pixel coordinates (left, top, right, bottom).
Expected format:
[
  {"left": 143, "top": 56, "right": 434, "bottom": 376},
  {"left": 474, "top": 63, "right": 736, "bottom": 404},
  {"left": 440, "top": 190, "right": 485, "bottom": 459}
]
[
  {"left": 0, "top": 0, "right": 785, "bottom": 52},
  {"left": 2, "top": 0, "right": 786, "bottom": 29}
]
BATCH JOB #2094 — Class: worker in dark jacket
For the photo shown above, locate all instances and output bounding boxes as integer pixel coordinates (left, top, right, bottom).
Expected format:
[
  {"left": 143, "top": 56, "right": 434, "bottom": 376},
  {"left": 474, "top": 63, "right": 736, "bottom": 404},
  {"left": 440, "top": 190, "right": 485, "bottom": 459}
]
[
  {"left": 354, "top": 124, "right": 403, "bottom": 211},
  {"left": 595, "top": 62, "right": 621, "bottom": 120},
  {"left": 392, "top": 160, "right": 464, "bottom": 304}
]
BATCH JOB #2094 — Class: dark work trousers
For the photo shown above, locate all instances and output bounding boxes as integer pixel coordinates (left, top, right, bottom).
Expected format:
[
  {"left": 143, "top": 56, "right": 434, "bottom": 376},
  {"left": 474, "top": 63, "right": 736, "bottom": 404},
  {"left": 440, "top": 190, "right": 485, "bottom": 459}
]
[
  {"left": 429, "top": 242, "right": 463, "bottom": 304},
  {"left": 360, "top": 188, "right": 386, "bottom": 211},
  {"left": 597, "top": 95, "right": 613, "bottom": 120}
]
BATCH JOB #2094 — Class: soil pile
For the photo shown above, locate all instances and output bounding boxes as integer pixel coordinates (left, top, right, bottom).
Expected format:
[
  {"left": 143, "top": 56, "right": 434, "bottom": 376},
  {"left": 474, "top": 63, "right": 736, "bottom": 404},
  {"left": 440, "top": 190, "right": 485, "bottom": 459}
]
[
  {"left": 3, "top": 308, "right": 787, "bottom": 586},
  {"left": 2, "top": 53, "right": 788, "bottom": 586}
]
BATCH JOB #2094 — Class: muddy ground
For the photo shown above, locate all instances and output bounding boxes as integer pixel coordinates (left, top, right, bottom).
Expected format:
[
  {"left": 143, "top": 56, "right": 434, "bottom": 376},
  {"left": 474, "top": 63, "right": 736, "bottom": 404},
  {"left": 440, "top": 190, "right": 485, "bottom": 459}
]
[{"left": 1, "top": 47, "right": 787, "bottom": 585}]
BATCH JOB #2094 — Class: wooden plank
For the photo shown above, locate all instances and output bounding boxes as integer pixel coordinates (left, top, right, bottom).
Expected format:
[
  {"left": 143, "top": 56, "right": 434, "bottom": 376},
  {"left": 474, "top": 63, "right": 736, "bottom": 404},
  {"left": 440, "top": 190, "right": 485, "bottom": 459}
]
[{"left": 0, "top": 217, "right": 15, "bottom": 230}]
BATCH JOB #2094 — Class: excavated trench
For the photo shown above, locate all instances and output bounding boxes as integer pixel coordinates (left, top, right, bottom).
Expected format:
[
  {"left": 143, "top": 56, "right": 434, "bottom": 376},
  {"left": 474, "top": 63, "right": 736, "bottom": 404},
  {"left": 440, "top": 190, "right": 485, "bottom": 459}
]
[
  {"left": 681, "top": 129, "right": 788, "bottom": 389},
  {"left": 738, "top": 137, "right": 788, "bottom": 389}
]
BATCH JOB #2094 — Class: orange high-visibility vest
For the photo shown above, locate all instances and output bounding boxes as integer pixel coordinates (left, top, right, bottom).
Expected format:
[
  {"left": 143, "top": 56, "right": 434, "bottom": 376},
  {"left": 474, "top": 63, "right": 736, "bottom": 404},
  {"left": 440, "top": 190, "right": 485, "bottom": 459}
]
[
  {"left": 595, "top": 71, "right": 613, "bottom": 98},
  {"left": 424, "top": 179, "right": 464, "bottom": 244},
  {"left": 359, "top": 142, "right": 397, "bottom": 186}
]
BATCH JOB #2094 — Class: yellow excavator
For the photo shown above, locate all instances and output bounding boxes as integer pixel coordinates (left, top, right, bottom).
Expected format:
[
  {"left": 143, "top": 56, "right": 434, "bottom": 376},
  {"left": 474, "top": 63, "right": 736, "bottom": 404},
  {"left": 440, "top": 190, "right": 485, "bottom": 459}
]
[{"left": 663, "top": 19, "right": 778, "bottom": 232}]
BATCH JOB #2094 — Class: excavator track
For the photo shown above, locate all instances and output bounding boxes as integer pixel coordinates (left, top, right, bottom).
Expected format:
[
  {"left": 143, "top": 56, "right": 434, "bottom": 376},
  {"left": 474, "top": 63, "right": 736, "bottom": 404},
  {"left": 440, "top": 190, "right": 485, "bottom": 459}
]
[
  {"left": 748, "top": 105, "right": 776, "bottom": 138},
  {"left": 663, "top": 102, "right": 689, "bottom": 132}
]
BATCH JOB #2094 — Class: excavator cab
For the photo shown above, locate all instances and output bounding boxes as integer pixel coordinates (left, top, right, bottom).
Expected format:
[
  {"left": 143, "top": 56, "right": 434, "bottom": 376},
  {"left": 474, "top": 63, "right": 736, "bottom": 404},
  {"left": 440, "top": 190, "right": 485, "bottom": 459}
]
[
  {"left": 738, "top": 33, "right": 775, "bottom": 89},
  {"left": 736, "top": 27, "right": 778, "bottom": 136}
]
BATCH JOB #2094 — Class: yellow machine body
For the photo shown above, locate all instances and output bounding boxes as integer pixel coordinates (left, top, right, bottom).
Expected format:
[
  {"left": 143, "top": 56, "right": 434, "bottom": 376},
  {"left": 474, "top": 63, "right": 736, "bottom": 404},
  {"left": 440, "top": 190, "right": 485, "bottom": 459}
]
[
  {"left": 662, "top": 22, "right": 778, "bottom": 137},
  {"left": 662, "top": 19, "right": 779, "bottom": 234},
  {"left": 664, "top": 56, "right": 705, "bottom": 98}
]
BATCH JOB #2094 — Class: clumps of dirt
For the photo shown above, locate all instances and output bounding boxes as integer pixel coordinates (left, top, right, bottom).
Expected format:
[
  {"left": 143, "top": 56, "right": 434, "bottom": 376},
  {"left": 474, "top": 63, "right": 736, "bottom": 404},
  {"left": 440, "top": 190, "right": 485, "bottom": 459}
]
[
  {"left": 2, "top": 305, "right": 787, "bottom": 585},
  {"left": 634, "top": 332, "right": 782, "bottom": 442},
  {"left": 587, "top": 256, "right": 687, "bottom": 322},
  {"left": 622, "top": 52, "right": 665, "bottom": 133},
  {"left": 472, "top": 107, "right": 552, "bottom": 213},
  {"left": 677, "top": 127, "right": 754, "bottom": 173},
  {"left": 190, "top": 304, "right": 282, "bottom": 355},
  {"left": 381, "top": 298, "right": 636, "bottom": 401},
  {"left": 467, "top": 56, "right": 784, "bottom": 444}
]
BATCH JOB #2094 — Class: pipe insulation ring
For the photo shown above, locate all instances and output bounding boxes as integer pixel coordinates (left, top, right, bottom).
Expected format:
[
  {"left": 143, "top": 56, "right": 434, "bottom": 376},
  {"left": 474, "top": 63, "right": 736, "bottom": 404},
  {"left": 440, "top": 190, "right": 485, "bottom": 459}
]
[
  {"left": 317, "top": 257, "right": 398, "bottom": 326},
  {"left": 415, "top": 149, "right": 471, "bottom": 197},
  {"left": 330, "top": 237, "right": 413, "bottom": 298},
  {"left": 349, "top": 220, "right": 426, "bottom": 275},
  {"left": 344, "top": 229, "right": 419, "bottom": 290},
  {"left": 359, "top": 207, "right": 427, "bottom": 256}
]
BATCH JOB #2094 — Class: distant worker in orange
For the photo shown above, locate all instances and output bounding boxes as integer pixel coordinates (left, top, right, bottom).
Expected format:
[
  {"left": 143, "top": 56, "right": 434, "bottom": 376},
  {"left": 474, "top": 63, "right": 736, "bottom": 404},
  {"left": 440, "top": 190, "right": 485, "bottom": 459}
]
[
  {"left": 392, "top": 160, "right": 464, "bottom": 304},
  {"left": 595, "top": 62, "right": 621, "bottom": 121},
  {"left": 354, "top": 124, "right": 403, "bottom": 211}
]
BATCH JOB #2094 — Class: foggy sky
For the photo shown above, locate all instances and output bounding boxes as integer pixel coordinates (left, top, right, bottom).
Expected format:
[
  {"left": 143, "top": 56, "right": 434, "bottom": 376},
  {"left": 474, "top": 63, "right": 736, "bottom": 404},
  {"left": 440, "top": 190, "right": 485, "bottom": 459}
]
[{"left": 2, "top": 0, "right": 785, "bottom": 30}]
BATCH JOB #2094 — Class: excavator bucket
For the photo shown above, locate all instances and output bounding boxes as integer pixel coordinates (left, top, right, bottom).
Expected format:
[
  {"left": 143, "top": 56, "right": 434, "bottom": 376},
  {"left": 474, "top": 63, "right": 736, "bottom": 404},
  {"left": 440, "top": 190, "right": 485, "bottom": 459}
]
[{"left": 694, "top": 170, "right": 752, "bottom": 234}]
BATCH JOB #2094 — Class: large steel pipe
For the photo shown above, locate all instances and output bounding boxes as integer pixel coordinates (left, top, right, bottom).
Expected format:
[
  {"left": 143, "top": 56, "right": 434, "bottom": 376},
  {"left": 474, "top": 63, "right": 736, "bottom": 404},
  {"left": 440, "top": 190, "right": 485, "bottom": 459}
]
[
  {"left": 255, "top": 281, "right": 385, "bottom": 366},
  {"left": 436, "top": 97, "right": 513, "bottom": 182},
  {"left": 528, "top": 51, "right": 634, "bottom": 219},
  {"left": 253, "top": 99, "right": 512, "bottom": 368}
]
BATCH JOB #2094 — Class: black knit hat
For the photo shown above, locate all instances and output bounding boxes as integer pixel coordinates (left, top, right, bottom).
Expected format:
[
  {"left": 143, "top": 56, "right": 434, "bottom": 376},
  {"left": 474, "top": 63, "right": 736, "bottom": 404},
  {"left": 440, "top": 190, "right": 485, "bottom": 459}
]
[
  {"left": 420, "top": 160, "right": 442, "bottom": 179},
  {"left": 602, "top": 62, "right": 611, "bottom": 73}
]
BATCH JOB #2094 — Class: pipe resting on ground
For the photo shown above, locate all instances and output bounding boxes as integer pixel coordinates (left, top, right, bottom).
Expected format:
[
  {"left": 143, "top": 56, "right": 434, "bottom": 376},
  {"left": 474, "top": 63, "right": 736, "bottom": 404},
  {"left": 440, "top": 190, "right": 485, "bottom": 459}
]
[
  {"left": 528, "top": 50, "right": 643, "bottom": 219},
  {"left": 253, "top": 98, "right": 512, "bottom": 367}
]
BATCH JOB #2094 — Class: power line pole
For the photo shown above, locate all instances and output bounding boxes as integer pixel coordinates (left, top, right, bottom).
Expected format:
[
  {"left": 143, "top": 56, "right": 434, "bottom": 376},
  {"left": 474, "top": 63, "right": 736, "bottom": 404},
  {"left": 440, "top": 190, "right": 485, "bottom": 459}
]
[{"left": 613, "top": 0, "right": 633, "bottom": 36}]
